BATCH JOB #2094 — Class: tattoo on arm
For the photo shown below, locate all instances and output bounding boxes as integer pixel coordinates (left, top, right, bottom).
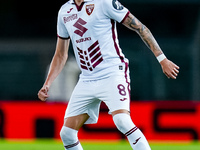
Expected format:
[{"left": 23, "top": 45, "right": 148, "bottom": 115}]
[{"left": 123, "top": 14, "right": 163, "bottom": 56}]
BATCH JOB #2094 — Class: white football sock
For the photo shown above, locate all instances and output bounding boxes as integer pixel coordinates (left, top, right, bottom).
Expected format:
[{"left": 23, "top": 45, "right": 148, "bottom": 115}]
[
  {"left": 60, "top": 126, "right": 83, "bottom": 150},
  {"left": 113, "top": 113, "right": 151, "bottom": 150}
]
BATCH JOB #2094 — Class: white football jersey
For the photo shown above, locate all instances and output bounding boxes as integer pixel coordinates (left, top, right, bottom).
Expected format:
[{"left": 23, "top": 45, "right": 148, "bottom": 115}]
[{"left": 57, "top": 0, "right": 130, "bottom": 80}]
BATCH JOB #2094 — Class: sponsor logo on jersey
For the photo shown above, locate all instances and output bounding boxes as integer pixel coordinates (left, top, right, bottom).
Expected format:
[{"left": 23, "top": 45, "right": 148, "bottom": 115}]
[
  {"left": 76, "top": 37, "right": 91, "bottom": 43},
  {"left": 63, "top": 14, "right": 78, "bottom": 23},
  {"left": 77, "top": 40, "right": 103, "bottom": 71},
  {"left": 112, "top": 0, "right": 124, "bottom": 10},
  {"left": 73, "top": 18, "right": 88, "bottom": 37},
  {"left": 86, "top": 4, "right": 94, "bottom": 16}
]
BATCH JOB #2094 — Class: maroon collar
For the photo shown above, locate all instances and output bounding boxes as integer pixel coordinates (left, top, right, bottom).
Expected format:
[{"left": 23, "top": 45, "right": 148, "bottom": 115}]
[
  {"left": 69, "top": 0, "right": 93, "bottom": 3},
  {"left": 74, "top": 1, "right": 85, "bottom": 11},
  {"left": 71, "top": 0, "right": 85, "bottom": 11}
]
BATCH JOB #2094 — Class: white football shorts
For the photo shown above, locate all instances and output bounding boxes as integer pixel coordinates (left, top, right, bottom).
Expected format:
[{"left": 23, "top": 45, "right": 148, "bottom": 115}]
[{"left": 64, "top": 74, "right": 131, "bottom": 124}]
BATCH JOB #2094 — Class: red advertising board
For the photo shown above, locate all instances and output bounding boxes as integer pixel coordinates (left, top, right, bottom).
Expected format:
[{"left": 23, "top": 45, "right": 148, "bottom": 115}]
[{"left": 0, "top": 101, "right": 199, "bottom": 141}]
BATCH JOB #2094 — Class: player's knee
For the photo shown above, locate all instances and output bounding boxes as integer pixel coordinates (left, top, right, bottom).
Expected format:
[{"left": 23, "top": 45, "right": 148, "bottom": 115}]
[
  {"left": 60, "top": 126, "right": 78, "bottom": 145},
  {"left": 113, "top": 113, "right": 135, "bottom": 134}
]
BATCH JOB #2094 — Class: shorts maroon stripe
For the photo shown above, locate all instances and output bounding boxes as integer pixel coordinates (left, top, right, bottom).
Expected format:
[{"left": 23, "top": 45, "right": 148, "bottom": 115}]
[
  {"left": 125, "top": 127, "right": 138, "bottom": 136},
  {"left": 64, "top": 141, "right": 80, "bottom": 149}
]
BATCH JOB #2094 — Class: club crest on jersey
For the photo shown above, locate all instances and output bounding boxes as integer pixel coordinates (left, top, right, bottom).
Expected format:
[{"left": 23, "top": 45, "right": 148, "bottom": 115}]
[
  {"left": 112, "top": 0, "right": 124, "bottom": 10},
  {"left": 86, "top": 4, "right": 94, "bottom": 16}
]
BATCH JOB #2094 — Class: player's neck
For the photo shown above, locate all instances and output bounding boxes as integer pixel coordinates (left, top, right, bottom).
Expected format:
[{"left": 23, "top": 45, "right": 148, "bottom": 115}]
[{"left": 74, "top": 0, "right": 84, "bottom": 6}]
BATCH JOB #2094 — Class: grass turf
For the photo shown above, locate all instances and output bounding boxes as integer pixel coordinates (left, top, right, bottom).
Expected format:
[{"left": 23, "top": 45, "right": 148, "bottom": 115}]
[{"left": 0, "top": 139, "right": 200, "bottom": 150}]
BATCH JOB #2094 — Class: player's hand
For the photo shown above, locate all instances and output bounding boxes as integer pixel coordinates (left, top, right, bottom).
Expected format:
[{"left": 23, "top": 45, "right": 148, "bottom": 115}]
[
  {"left": 38, "top": 85, "right": 49, "bottom": 101},
  {"left": 160, "top": 58, "right": 180, "bottom": 79}
]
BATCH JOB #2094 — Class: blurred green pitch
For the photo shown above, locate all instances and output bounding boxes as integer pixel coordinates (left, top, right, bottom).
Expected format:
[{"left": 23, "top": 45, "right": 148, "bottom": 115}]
[{"left": 0, "top": 139, "right": 200, "bottom": 150}]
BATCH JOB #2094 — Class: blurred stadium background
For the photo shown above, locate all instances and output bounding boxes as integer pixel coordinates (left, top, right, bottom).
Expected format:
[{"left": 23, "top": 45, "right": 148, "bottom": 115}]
[{"left": 0, "top": 0, "right": 200, "bottom": 149}]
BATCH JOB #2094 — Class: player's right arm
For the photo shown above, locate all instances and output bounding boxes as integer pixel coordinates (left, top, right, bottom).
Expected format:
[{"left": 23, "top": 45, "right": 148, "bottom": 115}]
[{"left": 38, "top": 38, "right": 70, "bottom": 101}]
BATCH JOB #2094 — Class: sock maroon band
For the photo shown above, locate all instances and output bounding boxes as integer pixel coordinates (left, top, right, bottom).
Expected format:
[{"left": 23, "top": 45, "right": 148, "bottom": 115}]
[
  {"left": 125, "top": 126, "right": 138, "bottom": 136},
  {"left": 64, "top": 141, "right": 80, "bottom": 149}
]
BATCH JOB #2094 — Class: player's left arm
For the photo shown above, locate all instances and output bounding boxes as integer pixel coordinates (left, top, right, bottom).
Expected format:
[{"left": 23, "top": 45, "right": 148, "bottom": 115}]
[{"left": 122, "top": 13, "right": 179, "bottom": 79}]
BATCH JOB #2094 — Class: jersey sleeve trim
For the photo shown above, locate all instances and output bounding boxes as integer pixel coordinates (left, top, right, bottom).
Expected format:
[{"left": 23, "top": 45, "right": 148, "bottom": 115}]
[
  {"left": 120, "top": 11, "right": 130, "bottom": 24},
  {"left": 57, "top": 34, "right": 70, "bottom": 40}
]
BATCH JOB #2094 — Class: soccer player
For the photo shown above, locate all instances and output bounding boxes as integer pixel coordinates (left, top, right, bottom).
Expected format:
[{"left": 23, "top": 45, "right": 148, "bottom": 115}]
[{"left": 38, "top": 0, "right": 179, "bottom": 149}]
